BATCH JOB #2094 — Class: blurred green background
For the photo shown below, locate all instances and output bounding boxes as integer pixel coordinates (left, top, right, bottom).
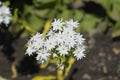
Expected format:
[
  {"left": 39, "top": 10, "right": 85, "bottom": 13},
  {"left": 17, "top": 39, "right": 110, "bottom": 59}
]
[{"left": 8, "top": 0, "right": 120, "bottom": 37}]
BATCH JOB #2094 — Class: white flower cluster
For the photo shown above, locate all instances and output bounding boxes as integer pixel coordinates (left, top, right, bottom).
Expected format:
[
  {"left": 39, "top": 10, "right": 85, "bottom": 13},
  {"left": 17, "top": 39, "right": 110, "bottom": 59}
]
[
  {"left": 25, "top": 18, "right": 86, "bottom": 69},
  {"left": 0, "top": 1, "right": 12, "bottom": 25}
]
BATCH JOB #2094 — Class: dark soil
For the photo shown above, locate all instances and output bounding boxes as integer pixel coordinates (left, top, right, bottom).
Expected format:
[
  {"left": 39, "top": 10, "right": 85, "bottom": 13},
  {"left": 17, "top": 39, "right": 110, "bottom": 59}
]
[
  {"left": 66, "top": 31, "right": 120, "bottom": 80},
  {"left": 0, "top": 30, "right": 120, "bottom": 80}
]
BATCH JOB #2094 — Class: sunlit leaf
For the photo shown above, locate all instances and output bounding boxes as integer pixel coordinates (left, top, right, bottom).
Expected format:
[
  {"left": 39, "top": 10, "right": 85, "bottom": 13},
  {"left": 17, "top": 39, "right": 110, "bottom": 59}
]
[
  {"left": 11, "top": 64, "right": 17, "bottom": 79},
  {"left": 22, "top": 21, "right": 35, "bottom": 34},
  {"left": 57, "top": 70, "right": 64, "bottom": 80},
  {"left": 32, "top": 75, "right": 56, "bottom": 80},
  {"left": 0, "top": 76, "right": 8, "bottom": 80},
  {"left": 20, "top": 20, "right": 35, "bottom": 38},
  {"left": 40, "top": 59, "right": 50, "bottom": 69},
  {"left": 65, "top": 57, "right": 75, "bottom": 77},
  {"left": 12, "top": 8, "right": 19, "bottom": 23},
  {"left": 42, "top": 20, "right": 51, "bottom": 38},
  {"left": 4, "top": 1, "right": 10, "bottom": 6}
]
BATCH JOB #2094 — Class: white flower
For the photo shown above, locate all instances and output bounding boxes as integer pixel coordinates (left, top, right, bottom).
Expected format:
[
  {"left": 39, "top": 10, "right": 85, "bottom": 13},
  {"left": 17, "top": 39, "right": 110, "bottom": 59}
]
[
  {"left": 33, "top": 40, "right": 44, "bottom": 50},
  {"left": 63, "top": 26, "right": 75, "bottom": 37},
  {"left": 55, "top": 32, "right": 66, "bottom": 45},
  {"left": 75, "top": 34, "right": 85, "bottom": 45},
  {"left": 29, "top": 33, "right": 42, "bottom": 42},
  {"left": 29, "top": 33, "right": 44, "bottom": 46},
  {"left": 45, "top": 37, "right": 56, "bottom": 50},
  {"left": 51, "top": 18, "right": 64, "bottom": 31},
  {"left": 0, "top": 3, "right": 12, "bottom": 25},
  {"left": 26, "top": 33, "right": 44, "bottom": 55},
  {"left": 25, "top": 46, "right": 36, "bottom": 56},
  {"left": 64, "top": 37, "right": 75, "bottom": 49},
  {"left": 65, "top": 19, "right": 79, "bottom": 29},
  {"left": 73, "top": 46, "right": 86, "bottom": 60},
  {"left": 36, "top": 49, "right": 50, "bottom": 64},
  {"left": 3, "top": 16, "right": 11, "bottom": 25},
  {"left": 46, "top": 29, "right": 55, "bottom": 37},
  {"left": 57, "top": 45, "right": 69, "bottom": 56},
  {"left": 62, "top": 27, "right": 76, "bottom": 49}
]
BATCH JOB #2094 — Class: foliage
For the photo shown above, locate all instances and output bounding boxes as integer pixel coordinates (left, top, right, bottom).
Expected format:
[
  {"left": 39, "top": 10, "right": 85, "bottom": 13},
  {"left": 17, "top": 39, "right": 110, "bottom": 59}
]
[{"left": 8, "top": 0, "right": 120, "bottom": 38}]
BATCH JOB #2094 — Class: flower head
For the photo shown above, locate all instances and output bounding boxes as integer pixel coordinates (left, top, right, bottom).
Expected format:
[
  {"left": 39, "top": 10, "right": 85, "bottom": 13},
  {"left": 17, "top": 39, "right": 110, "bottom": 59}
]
[
  {"left": 45, "top": 37, "right": 56, "bottom": 51},
  {"left": 73, "top": 46, "right": 86, "bottom": 60},
  {"left": 25, "top": 33, "right": 44, "bottom": 56},
  {"left": 65, "top": 19, "right": 79, "bottom": 29},
  {"left": 0, "top": 2, "right": 12, "bottom": 25},
  {"left": 25, "top": 18, "right": 86, "bottom": 69},
  {"left": 57, "top": 45, "right": 69, "bottom": 56},
  {"left": 51, "top": 19, "right": 64, "bottom": 31},
  {"left": 36, "top": 49, "right": 50, "bottom": 64}
]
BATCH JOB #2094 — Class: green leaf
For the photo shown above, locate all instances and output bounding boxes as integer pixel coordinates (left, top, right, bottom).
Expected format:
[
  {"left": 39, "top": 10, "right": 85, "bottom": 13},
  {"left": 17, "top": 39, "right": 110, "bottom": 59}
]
[
  {"left": 27, "top": 14, "right": 44, "bottom": 31},
  {"left": 108, "top": 0, "right": 120, "bottom": 21},
  {"left": 74, "top": 10, "right": 84, "bottom": 20},
  {"left": 112, "top": 20, "right": 120, "bottom": 37},
  {"left": 52, "top": 57, "right": 60, "bottom": 64},
  {"left": 63, "top": 0, "right": 73, "bottom": 4},
  {"left": 95, "top": 0, "right": 120, "bottom": 21},
  {"left": 58, "top": 6, "right": 72, "bottom": 20},
  {"left": 34, "top": 9, "right": 50, "bottom": 18},
  {"left": 77, "top": 14, "right": 99, "bottom": 32},
  {"left": 61, "top": 56, "right": 66, "bottom": 62},
  {"left": 33, "top": 0, "right": 55, "bottom": 4},
  {"left": 20, "top": 30, "right": 29, "bottom": 38},
  {"left": 61, "top": 9, "right": 72, "bottom": 20},
  {"left": 4, "top": 1, "right": 10, "bottom": 6},
  {"left": 24, "top": 5, "right": 33, "bottom": 15},
  {"left": 96, "top": 0, "right": 111, "bottom": 12},
  {"left": 33, "top": 0, "right": 56, "bottom": 9}
]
